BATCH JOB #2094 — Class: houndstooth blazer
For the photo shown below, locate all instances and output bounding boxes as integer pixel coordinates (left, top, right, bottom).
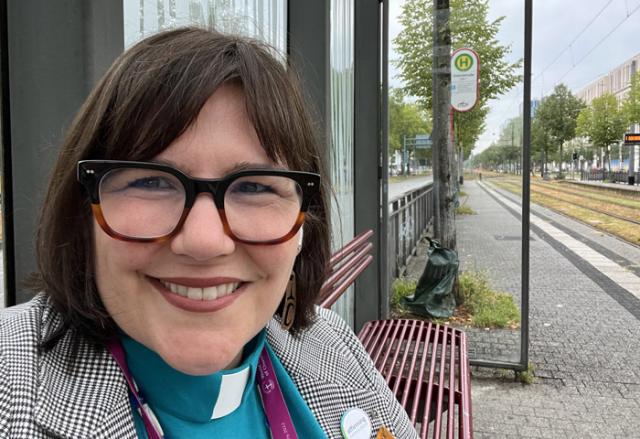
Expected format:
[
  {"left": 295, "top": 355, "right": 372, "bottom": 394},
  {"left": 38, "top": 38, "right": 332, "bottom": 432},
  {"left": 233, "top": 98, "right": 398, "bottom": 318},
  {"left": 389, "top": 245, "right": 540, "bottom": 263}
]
[{"left": 0, "top": 294, "right": 418, "bottom": 438}]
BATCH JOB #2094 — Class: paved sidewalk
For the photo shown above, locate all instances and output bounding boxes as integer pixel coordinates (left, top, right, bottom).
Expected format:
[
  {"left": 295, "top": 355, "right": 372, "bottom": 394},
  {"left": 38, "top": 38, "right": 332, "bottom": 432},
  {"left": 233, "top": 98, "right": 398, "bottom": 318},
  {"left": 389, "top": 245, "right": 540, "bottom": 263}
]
[{"left": 405, "top": 180, "right": 640, "bottom": 438}]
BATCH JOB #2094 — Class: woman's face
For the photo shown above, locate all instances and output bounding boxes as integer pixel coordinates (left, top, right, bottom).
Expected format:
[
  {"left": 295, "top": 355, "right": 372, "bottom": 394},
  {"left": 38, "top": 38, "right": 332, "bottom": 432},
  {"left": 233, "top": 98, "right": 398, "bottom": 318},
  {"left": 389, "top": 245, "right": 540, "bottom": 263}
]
[{"left": 94, "top": 84, "right": 301, "bottom": 375}]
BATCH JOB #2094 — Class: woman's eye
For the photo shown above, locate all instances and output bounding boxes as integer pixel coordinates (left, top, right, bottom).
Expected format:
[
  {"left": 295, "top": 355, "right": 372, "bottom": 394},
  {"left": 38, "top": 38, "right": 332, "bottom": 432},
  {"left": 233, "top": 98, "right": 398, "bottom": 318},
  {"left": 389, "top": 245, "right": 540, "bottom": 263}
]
[
  {"left": 128, "top": 177, "right": 175, "bottom": 190},
  {"left": 235, "top": 182, "right": 273, "bottom": 193}
]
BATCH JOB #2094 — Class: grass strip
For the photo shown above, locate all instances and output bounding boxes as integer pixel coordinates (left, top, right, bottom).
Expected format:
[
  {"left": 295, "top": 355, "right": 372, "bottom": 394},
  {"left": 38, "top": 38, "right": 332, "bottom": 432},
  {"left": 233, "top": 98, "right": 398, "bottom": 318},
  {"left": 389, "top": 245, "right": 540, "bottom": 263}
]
[{"left": 390, "top": 271, "right": 520, "bottom": 329}]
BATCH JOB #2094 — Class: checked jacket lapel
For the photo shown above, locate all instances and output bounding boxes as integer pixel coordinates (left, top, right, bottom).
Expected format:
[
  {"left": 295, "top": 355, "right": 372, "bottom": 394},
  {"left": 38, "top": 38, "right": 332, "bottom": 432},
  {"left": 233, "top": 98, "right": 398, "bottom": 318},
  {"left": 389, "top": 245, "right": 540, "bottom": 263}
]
[{"left": 33, "top": 300, "right": 137, "bottom": 439}]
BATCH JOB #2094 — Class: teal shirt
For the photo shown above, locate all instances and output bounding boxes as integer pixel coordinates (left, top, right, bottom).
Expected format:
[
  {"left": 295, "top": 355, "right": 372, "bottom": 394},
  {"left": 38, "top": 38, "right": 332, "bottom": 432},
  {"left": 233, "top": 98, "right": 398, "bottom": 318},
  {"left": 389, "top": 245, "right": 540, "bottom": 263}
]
[{"left": 121, "top": 331, "right": 326, "bottom": 438}]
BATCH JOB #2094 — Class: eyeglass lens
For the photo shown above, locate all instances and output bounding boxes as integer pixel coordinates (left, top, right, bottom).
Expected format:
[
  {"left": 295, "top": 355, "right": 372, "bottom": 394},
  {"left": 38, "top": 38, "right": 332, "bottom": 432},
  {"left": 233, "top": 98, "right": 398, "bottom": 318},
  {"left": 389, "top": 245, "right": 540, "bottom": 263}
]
[{"left": 98, "top": 167, "right": 304, "bottom": 241}]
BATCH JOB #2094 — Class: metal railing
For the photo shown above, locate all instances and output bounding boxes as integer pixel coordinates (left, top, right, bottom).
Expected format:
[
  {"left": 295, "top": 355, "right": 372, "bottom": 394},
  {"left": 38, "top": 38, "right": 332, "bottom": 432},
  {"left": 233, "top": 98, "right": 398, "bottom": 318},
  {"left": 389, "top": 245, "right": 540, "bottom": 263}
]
[
  {"left": 581, "top": 169, "right": 640, "bottom": 184},
  {"left": 388, "top": 182, "right": 434, "bottom": 279}
]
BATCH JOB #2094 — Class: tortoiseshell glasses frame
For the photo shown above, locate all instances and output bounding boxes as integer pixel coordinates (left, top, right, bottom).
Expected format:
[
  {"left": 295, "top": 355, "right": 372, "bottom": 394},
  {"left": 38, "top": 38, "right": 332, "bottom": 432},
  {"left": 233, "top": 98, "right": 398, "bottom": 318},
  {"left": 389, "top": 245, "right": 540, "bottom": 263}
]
[{"left": 77, "top": 160, "right": 320, "bottom": 245}]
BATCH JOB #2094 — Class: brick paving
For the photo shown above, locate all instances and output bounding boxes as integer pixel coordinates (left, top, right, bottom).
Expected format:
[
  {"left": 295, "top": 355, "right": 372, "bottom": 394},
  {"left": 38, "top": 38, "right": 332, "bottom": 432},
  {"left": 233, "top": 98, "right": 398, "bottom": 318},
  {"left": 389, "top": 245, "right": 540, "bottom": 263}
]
[{"left": 405, "top": 179, "right": 640, "bottom": 438}]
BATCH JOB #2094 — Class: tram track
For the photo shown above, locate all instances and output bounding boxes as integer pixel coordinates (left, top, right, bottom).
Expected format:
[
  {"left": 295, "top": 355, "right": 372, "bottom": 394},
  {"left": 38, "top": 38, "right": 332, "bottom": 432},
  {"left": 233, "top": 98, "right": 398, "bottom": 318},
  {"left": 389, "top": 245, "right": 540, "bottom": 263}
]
[
  {"left": 495, "top": 178, "right": 640, "bottom": 225},
  {"left": 532, "top": 181, "right": 640, "bottom": 210},
  {"left": 492, "top": 180, "right": 640, "bottom": 245}
]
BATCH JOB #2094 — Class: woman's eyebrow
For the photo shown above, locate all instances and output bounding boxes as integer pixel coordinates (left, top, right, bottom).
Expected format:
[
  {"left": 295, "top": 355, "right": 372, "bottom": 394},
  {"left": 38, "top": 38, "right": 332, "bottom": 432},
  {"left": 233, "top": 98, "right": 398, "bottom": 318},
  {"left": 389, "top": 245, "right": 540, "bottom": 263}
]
[
  {"left": 147, "top": 159, "right": 287, "bottom": 175},
  {"left": 226, "top": 162, "right": 287, "bottom": 173},
  {"left": 149, "top": 158, "right": 179, "bottom": 167}
]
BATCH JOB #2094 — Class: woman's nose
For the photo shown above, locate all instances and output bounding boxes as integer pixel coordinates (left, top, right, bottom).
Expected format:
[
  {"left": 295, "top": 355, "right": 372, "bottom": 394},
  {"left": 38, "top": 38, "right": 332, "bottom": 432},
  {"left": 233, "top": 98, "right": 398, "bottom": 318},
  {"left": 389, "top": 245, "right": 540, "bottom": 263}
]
[{"left": 170, "top": 194, "right": 236, "bottom": 261}]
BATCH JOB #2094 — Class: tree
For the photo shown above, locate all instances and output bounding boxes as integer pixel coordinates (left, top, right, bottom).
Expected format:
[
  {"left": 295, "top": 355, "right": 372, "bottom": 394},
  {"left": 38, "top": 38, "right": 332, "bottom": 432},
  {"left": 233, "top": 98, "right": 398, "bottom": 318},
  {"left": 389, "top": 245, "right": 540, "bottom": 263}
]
[
  {"left": 454, "top": 107, "right": 488, "bottom": 154},
  {"left": 575, "top": 106, "right": 592, "bottom": 139},
  {"left": 574, "top": 107, "right": 597, "bottom": 168},
  {"left": 470, "top": 143, "right": 506, "bottom": 170},
  {"left": 388, "top": 88, "right": 431, "bottom": 173},
  {"left": 497, "top": 117, "right": 522, "bottom": 173},
  {"left": 534, "top": 84, "right": 584, "bottom": 177},
  {"left": 622, "top": 72, "right": 640, "bottom": 127},
  {"left": 388, "top": 88, "right": 431, "bottom": 151},
  {"left": 578, "top": 93, "right": 626, "bottom": 171},
  {"left": 531, "top": 117, "right": 553, "bottom": 176},
  {"left": 395, "top": 0, "right": 521, "bottom": 160}
]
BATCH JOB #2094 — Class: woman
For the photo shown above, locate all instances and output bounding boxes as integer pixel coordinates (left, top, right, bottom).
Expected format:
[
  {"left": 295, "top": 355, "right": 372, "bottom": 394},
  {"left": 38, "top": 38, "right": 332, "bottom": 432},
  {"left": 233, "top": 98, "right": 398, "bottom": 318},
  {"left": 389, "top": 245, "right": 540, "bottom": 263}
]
[{"left": 0, "top": 28, "right": 417, "bottom": 438}]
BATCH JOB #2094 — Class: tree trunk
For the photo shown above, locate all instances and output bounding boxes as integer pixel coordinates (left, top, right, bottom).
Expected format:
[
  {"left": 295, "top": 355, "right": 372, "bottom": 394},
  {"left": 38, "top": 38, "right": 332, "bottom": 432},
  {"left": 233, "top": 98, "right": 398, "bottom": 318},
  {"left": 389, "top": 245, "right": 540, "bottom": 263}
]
[
  {"left": 432, "top": 0, "right": 456, "bottom": 250},
  {"left": 460, "top": 146, "right": 465, "bottom": 183}
]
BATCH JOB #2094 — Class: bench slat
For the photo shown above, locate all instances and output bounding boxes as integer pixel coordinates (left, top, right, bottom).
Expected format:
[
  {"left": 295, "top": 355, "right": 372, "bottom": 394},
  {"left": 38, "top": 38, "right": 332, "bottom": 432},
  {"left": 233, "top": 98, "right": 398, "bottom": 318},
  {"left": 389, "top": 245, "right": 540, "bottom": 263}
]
[
  {"left": 394, "top": 320, "right": 417, "bottom": 398},
  {"left": 321, "top": 242, "right": 373, "bottom": 294},
  {"left": 327, "top": 229, "right": 374, "bottom": 269},
  {"left": 318, "top": 254, "right": 372, "bottom": 308},
  {"left": 410, "top": 321, "right": 432, "bottom": 424},
  {"left": 422, "top": 324, "right": 440, "bottom": 435},
  {"left": 447, "top": 329, "right": 456, "bottom": 439}
]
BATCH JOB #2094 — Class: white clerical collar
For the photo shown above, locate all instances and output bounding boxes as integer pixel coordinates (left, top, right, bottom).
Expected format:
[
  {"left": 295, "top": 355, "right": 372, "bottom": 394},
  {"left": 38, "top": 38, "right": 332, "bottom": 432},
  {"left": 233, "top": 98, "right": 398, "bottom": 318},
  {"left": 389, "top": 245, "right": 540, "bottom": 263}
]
[{"left": 210, "top": 365, "right": 251, "bottom": 419}]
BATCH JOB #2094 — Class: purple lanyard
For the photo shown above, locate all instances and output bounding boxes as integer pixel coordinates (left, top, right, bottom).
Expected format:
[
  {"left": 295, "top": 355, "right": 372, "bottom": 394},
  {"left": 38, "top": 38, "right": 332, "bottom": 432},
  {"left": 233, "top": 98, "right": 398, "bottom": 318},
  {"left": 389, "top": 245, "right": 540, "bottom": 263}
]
[{"left": 107, "top": 338, "right": 298, "bottom": 439}]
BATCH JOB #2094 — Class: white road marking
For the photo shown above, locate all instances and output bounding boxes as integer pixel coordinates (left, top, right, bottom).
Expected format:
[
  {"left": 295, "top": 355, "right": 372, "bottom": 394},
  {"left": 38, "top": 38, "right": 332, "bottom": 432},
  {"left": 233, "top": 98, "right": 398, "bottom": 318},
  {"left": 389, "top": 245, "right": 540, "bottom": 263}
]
[{"left": 480, "top": 182, "right": 640, "bottom": 299}]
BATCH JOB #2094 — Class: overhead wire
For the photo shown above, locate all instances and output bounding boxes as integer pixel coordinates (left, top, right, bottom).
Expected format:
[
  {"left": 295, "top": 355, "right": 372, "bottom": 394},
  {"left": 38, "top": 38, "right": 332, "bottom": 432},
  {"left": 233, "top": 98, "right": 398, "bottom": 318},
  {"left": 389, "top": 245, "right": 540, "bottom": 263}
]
[
  {"left": 532, "top": 0, "right": 613, "bottom": 82},
  {"left": 553, "top": 1, "right": 640, "bottom": 87},
  {"left": 486, "top": 0, "right": 615, "bottom": 130}
]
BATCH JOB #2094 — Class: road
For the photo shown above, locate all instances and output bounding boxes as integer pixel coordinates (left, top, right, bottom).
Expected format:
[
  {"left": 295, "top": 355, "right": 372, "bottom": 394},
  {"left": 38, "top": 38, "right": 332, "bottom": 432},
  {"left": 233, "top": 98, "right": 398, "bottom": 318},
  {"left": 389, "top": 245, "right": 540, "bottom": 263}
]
[{"left": 388, "top": 175, "right": 433, "bottom": 200}]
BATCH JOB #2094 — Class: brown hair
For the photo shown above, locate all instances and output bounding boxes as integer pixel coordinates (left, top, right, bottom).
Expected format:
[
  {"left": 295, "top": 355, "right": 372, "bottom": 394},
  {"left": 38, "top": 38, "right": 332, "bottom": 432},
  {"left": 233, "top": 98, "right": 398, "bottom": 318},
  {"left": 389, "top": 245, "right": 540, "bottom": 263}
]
[{"left": 34, "top": 27, "right": 330, "bottom": 348}]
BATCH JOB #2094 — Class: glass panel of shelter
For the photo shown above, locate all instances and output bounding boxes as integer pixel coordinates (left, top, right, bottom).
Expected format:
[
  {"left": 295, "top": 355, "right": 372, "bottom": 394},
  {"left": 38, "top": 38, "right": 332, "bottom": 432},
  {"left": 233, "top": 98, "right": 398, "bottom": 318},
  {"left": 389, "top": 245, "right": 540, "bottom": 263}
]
[
  {"left": 329, "top": 0, "right": 355, "bottom": 328},
  {"left": 387, "top": 0, "right": 526, "bottom": 367}
]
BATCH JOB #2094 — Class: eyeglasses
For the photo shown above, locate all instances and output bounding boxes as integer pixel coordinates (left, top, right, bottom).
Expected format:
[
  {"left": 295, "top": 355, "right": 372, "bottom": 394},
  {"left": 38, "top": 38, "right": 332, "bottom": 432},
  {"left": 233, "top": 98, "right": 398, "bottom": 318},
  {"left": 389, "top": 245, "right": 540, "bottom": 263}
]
[{"left": 77, "top": 160, "right": 320, "bottom": 245}]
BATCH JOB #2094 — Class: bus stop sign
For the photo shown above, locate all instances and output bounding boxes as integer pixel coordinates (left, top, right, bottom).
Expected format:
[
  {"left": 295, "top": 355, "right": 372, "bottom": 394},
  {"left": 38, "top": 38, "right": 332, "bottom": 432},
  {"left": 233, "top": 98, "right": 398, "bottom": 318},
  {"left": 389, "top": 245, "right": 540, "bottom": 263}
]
[{"left": 451, "top": 48, "right": 479, "bottom": 112}]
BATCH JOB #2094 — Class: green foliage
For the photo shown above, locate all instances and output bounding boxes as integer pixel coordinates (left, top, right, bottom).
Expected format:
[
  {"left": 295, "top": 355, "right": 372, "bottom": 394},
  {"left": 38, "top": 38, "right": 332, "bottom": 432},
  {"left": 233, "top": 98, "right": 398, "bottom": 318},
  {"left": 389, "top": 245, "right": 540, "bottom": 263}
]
[
  {"left": 531, "top": 116, "right": 554, "bottom": 173},
  {"left": 579, "top": 93, "right": 626, "bottom": 169},
  {"left": 389, "top": 88, "right": 431, "bottom": 152},
  {"left": 517, "top": 362, "right": 536, "bottom": 385},
  {"left": 454, "top": 106, "right": 489, "bottom": 156},
  {"left": 576, "top": 106, "right": 592, "bottom": 138},
  {"left": 622, "top": 72, "right": 640, "bottom": 126},
  {"left": 468, "top": 116, "right": 521, "bottom": 171},
  {"left": 534, "top": 84, "right": 585, "bottom": 174},
  {"left": 458, "top": 271, "right": 520, "bottom": 328},
  {"left": 395, "top": 0, "right": 521, "bottom": 159},
  {"left": 536, "top": 84, "right": 585, "bottom": 145},
  {"left": 390, "top": 278, "right": 417, "bottom": 309},
  {"left": 583, "top": 93, "right": 626, "bottom": 147}
]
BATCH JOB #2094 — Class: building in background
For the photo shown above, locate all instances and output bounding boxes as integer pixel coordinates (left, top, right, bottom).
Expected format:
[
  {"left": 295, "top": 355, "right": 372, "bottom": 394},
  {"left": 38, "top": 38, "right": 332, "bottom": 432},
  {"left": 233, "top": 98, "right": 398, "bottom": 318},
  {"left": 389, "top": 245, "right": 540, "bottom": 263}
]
[{"left": 576, "top": 52, "right": 640, "bottom": 104}]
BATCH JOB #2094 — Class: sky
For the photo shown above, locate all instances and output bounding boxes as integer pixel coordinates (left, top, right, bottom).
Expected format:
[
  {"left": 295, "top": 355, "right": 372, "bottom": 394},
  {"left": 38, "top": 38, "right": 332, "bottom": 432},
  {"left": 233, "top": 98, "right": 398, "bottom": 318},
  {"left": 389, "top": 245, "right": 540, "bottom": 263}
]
[{"left": 388, "top": 0, "right": 640, "bottom": 154}]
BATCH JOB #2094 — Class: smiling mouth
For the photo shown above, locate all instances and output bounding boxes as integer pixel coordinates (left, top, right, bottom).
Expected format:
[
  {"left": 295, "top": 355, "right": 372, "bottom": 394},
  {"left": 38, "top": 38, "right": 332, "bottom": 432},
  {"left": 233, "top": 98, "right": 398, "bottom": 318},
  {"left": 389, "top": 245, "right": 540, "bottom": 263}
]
[{"left": 159, "top": 280, "right": 242, "bottom": 301}]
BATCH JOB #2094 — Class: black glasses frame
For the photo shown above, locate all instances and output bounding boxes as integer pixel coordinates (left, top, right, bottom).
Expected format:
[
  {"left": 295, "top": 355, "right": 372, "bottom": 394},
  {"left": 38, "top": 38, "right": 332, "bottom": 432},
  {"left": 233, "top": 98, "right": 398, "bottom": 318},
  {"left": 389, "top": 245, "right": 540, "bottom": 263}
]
[{"left": 77, "top": 159, "right": 320, "bottom": 245}]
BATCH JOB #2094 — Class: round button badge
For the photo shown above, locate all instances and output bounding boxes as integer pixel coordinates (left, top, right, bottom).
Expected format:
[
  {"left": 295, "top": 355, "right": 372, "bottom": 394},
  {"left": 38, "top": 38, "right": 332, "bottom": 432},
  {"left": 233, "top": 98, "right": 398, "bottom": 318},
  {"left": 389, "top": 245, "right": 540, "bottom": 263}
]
[{"left": 340, "top": 407, "right": 372, "bottom": 439}]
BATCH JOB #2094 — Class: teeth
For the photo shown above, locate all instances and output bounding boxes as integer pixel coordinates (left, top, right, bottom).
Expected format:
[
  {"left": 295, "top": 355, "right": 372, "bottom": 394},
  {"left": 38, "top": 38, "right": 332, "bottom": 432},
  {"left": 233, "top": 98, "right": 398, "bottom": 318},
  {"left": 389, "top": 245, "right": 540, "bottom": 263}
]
[
  {"left": 187, "top": 287, "right": 203, "bottom": 300},
  {"left": 160, "top": 280, "right": 240, "bottom": 301},
  {"left": 203, "top": 286, "right": 218, "bottom": 300}
]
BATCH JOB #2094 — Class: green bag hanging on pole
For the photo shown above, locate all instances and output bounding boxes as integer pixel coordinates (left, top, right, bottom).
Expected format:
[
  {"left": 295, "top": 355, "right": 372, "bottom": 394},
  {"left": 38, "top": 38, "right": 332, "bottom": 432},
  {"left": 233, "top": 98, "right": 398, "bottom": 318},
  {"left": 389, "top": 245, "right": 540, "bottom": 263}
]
[{"left": 402, "top": 238, "right": 459, "bottom": 318}]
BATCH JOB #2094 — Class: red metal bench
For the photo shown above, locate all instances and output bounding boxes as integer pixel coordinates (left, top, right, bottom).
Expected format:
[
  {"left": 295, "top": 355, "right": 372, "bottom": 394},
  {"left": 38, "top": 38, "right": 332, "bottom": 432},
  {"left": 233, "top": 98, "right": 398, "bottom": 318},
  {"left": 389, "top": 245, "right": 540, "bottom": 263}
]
[
  {"left": 318, "top": 230, "right": 473, "bottom": 439},
  {"left": 317, "top": 229, "right": 374, "bottom": 309}
]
